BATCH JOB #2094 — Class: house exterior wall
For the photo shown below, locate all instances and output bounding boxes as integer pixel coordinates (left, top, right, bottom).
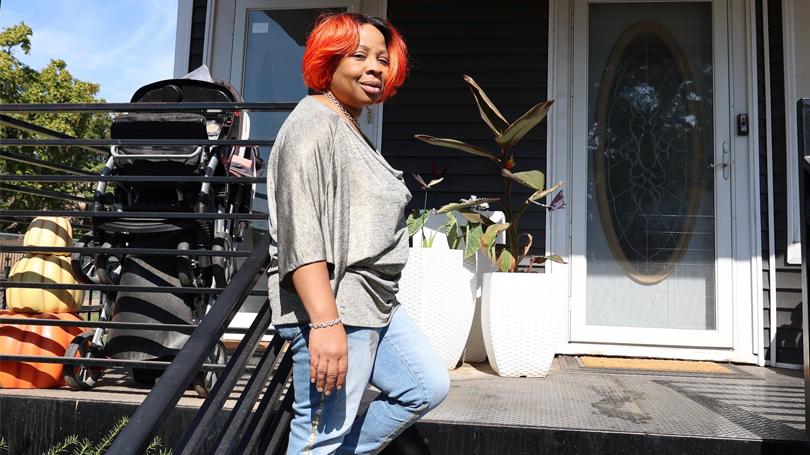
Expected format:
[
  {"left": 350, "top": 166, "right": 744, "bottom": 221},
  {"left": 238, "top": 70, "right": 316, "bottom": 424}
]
[
  {"left": 383, "top": 0, "right": 550, "bottom": 255},
  {"left": 758, "top": 0, "right": 805, "bottom": 366},
  {"left": 183, "top": 0, "right": 804, "bottom": 366}
]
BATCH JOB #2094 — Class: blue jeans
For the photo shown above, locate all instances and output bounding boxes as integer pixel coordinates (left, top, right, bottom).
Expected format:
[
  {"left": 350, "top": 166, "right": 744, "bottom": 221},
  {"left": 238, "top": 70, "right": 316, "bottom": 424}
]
[{"left": 275, "top": 306, "right": 450, "bottom": 454}]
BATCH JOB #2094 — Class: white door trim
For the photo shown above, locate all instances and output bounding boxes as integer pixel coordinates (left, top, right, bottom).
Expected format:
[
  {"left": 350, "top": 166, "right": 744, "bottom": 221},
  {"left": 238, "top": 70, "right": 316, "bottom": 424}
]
[
  {"left": 547, "top": 0, "right": 760, "bottom": 363},
  {"left": 173, "top": 0, "right": 194, "bottom": 78}
]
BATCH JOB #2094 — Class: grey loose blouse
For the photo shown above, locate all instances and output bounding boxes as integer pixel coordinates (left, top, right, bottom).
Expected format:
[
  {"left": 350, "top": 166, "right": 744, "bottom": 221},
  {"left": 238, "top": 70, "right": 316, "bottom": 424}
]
[{"left": 266, "top": 96, "right": 412, "bottom": 328}]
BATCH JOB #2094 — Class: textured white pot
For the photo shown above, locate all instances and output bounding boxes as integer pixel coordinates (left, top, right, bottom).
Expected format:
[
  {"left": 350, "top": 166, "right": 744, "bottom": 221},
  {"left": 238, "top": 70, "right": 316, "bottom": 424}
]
[
  {"left": 481, "top": 272, "right": 561, "bottom": 377},
  {"left": 397, "top": 247, "right": 476, "bottom": 370},
  {"left": 462, "top": 254, "right": 494, "bottom": 363}
]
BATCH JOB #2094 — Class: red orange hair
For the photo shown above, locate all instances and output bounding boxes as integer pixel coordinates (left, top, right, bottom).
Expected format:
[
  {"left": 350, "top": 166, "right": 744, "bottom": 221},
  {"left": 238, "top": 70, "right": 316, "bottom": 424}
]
[{"left": 302, "top": 13, "right": 408, "bottom": 102}]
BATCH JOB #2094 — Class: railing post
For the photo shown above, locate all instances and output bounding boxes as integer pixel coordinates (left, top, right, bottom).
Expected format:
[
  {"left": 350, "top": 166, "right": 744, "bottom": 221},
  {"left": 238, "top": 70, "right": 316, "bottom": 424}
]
[{"left": 107, "top": 234, "right": 273, "bottom": 454}]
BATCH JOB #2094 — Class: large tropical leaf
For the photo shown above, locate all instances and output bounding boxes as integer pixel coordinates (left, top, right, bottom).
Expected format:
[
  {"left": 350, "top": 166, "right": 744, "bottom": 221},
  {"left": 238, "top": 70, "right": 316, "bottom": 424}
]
[
  {"left": 529, "top": 254, "right": 567, "bottom": 265},
  {"left": 458, "top": 212, "right": 485, "bottom": 225},
  {"left": 495, "top": 99, "right": 554, "bottom": 148},
  {"left": 437, "top": 197, "right": 499, "bottom": 214},
  {"left": 463, "top": 75, "right": 510, "bottom": 136},
  {"left": 406, "top": 210, "right": 430, "bottom": 237},
  {"left": 412, "top": 173, "right": 444, "bottom": 190},
  {"left": 526, "top": 254, "right": 567, "bottom": 272},
  {"left": 414, "top": 135, "right": 500, "bottom": 163},
  {"left": 480, "top": 223, "right": 510, "bottom": 261},
  {"left": 444, "top": 212, "right": 461, "bottom": 249},
  {"left": 463, "top": 223, "right": 484, "bottom": 259},
  {"left": 497, "top": 248, "right": 516, "bottom": 272},
  {"left": 527, "top": 180, "right": 563, "bottom": 202},
  {"left": 501, "top": 169, "right": 545, "bottom": 190},
  {"left": 516, "top": 233, "right": 533, "bottom": 265}
]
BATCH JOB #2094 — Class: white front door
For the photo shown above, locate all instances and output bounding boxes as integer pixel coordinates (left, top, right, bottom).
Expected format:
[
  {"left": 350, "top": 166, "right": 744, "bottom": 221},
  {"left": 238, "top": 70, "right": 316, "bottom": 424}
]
[{"left": 567, "top": 0, "right": 737, "bottom": 348}]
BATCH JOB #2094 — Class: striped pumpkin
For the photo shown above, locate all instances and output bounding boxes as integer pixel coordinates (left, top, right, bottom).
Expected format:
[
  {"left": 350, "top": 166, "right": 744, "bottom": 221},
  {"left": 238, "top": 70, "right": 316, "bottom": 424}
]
[
  {"left": 22, "top": 216, "right": 73, "bottom": 254},
  {"left": 6, "top": 254, "right": 84, "bottom": 313},
  {"left": 0, "top": 310, "right": 86, "bottom": 388}
]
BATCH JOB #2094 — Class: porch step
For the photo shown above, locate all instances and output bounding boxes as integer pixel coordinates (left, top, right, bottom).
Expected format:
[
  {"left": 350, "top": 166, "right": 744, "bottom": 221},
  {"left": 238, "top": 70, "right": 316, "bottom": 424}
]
[{"left": 0, "top": 360, "right": 807, "bottom": 454}]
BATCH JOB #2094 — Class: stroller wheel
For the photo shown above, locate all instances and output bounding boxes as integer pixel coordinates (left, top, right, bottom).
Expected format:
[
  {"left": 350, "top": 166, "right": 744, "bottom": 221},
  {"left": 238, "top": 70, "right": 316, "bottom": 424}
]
[
  {"left": 192, "top": 341, "right": 228, "bottom": 398},
  {"left": 212, "top": 233, "right": 235, "bottom": 288},
  {"left": 64, "top": 332, "right": 104, "bottom": 390},
  {"left": 71, "top": 234, "right": 100, "bottom": 284},
  {"left": 72, "top": 234, "right": 121, "bottom": 285}
]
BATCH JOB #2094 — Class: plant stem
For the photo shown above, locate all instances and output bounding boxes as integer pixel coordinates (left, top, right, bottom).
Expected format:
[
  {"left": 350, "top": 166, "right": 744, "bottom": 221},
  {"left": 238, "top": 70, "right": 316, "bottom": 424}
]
[{"left": 503, "top": 149, "right": 516, "bottom": 255}]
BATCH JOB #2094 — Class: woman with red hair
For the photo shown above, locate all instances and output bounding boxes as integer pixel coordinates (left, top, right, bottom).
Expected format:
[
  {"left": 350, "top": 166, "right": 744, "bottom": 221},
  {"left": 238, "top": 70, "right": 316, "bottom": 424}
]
[{"left": 266, "top": 12, "right": 449, "bottom": 454}]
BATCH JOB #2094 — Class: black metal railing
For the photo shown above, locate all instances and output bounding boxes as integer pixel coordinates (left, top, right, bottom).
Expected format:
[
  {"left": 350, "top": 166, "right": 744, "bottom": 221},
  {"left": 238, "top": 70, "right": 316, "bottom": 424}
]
[
  {"left": 108, "top": 233, "right": 295, "bottom": 454},
  {"left": 0, "top": 101, "right": 295, "bottom": 453}
]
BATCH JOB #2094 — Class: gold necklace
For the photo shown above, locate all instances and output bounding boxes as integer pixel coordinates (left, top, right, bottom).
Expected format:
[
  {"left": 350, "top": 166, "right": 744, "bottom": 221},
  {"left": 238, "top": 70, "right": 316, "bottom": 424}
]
[{"left": 324, "top": 91, "right": 362, "bottom": 131}]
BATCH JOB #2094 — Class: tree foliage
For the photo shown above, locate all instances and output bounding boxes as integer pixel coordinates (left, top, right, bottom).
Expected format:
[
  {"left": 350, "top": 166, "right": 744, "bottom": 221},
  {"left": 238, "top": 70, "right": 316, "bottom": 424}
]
[{"left": 1, "top": 22, "right": 111, "bottom": 231}]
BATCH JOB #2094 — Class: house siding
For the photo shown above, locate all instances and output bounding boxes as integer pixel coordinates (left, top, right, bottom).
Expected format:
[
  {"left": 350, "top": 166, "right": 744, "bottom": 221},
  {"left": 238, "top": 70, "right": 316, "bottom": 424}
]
[
  {"left": 758, "top": 0, "right": 805, "bottom": 365},
  {"left": 383, "top": 0, "right": 550, "bottom": 255}
]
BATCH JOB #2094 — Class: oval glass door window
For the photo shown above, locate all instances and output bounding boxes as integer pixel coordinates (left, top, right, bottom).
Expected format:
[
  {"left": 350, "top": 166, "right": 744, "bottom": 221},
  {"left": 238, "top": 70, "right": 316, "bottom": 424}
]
[{"left": 593, "top": 21, "right": 703, "bottom": 286}]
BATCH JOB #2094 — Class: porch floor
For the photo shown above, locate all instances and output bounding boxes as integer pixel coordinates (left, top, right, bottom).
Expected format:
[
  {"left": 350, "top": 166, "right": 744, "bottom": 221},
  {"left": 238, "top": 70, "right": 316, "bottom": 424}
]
[{"left": 0, "top": 357, "right": 807, "bottom": 454}]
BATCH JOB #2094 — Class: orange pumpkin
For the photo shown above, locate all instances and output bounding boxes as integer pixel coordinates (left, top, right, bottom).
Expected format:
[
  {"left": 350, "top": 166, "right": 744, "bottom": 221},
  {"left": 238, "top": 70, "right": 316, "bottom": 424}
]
[
  {"left": 0, "top": 310, "right": 87, "bottom": 388},
  {"left": 22, "top": 216, "right": 73, "bottom": 253},
  {"left": 6, "top": 254, "right": 84, "bottom": 313}
]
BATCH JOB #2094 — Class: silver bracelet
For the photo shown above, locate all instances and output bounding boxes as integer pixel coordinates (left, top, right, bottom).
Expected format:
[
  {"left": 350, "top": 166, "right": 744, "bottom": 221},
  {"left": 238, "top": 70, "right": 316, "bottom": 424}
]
[{"left": 308, "top": 318, "right": 342, "bottom": 329}]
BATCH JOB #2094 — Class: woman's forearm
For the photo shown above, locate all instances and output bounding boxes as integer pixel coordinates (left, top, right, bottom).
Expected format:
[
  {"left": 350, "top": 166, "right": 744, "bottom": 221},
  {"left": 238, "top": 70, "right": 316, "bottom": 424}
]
[{"left": 290, "top": 261, "right": 340, "bottom": 322}]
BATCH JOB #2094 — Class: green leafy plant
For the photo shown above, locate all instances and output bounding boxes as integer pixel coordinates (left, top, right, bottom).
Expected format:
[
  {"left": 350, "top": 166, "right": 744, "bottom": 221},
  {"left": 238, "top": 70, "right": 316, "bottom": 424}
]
[
  {"left": 416, "top": 75, "right": 567, "bottom": 272},
  {"left": 406, "top": 167, "right": 455, "bottom": 248},
  {"left": 45, "top": 417, "right": 171, "bottom": 455}
]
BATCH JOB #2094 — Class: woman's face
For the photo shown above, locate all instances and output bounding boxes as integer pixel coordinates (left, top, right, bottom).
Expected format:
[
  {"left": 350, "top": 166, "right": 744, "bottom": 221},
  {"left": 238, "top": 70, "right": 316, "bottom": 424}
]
[{"left": 329, "top": 23, "right": 390, "bottom": 112}]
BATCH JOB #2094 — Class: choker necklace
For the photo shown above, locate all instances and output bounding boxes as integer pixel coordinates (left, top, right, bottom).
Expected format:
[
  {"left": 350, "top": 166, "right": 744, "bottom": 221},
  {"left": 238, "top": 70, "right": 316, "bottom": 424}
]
[{"left": 324, "top": 91, "right": 361, "bottom": 131}]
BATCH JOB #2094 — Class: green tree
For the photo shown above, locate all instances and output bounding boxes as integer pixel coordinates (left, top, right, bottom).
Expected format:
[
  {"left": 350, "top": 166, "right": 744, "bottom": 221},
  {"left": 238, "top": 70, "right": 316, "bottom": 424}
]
[{"left": 1, "top": 22, "right": 110, "bottom": 231}]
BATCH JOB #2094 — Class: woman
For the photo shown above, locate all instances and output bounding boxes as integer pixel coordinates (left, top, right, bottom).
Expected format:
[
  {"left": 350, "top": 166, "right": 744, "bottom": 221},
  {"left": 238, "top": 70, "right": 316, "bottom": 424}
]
[{"left": 266, "top": 12, "right": 450, "bottom": 454}]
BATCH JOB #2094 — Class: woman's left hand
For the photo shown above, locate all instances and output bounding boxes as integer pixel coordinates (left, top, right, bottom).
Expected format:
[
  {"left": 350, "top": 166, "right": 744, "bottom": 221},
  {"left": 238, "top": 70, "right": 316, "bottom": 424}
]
[{"left": 308, "top": 323, "right": 349, "bottom": 395}]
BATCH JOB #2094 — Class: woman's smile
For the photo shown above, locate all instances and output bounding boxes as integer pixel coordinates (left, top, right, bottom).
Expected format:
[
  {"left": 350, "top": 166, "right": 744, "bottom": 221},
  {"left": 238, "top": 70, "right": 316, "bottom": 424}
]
[{"left": 329, "top": 23, "right": 390, "bottom": 114}]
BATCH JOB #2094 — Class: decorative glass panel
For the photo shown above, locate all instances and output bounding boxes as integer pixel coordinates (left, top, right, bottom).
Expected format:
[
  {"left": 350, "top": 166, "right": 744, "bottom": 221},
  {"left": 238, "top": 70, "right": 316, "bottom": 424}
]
[{"left": 586, "top": 3, "right": 716, "bottom": 330}]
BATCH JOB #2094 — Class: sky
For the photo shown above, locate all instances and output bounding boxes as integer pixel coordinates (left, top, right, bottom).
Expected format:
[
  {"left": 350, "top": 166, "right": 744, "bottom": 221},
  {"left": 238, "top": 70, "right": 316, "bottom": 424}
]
[{"left": 0, "top": 0, "right": 178, "bottom": 102}]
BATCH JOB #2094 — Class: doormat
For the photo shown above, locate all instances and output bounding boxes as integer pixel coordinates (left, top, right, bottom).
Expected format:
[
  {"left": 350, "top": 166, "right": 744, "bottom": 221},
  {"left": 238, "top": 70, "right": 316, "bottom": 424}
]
[{"left": 578, "top": 356, "right": 733, "bottom": 374}]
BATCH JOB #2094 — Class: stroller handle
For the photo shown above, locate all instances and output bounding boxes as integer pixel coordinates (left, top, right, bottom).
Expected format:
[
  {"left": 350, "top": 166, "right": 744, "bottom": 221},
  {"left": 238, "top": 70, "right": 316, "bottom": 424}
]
[{"left": 110, "top": 145, "right": 203, "bottom": 161}]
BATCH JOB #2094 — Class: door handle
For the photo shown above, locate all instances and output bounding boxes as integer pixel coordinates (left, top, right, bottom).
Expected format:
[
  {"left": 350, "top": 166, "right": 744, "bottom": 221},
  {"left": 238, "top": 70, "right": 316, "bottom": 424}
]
[{"left": 710, "top": 141, "right": 730, "bottom": 180}]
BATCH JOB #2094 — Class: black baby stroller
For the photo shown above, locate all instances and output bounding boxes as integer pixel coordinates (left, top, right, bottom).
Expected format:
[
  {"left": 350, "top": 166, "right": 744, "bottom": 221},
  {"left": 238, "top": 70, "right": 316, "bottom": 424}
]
[{"left": 66, "top": 66, "right": 260, "bottom": 396}]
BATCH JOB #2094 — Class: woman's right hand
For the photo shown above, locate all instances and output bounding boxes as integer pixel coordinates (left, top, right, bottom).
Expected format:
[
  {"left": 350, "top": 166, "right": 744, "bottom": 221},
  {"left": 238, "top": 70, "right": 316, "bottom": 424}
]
[{"left": 308, "top": 324, "right": 349, "bottom": 395}]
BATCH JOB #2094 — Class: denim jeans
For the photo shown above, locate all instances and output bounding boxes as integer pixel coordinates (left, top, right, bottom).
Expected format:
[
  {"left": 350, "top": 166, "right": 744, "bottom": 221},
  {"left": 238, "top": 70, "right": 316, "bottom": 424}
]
[{"left": 275, "top": 306, "right": 450, "bottom": 454}]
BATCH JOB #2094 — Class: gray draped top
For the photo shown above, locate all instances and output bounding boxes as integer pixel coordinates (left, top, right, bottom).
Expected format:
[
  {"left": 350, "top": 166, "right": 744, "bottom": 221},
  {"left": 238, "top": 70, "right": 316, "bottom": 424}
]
[{"left": 265, "top": 96, "right": 412, "bottom": 328}]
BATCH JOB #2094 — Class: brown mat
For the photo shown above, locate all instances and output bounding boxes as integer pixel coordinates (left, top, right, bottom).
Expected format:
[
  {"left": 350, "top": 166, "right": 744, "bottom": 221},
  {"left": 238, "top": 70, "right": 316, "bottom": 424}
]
[{"left": 578, "top": 356, "right": 733, "bottom": 374}]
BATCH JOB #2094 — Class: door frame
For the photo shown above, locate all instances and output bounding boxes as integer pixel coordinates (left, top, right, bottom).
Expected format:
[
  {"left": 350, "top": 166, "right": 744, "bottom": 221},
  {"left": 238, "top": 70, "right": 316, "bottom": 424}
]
[
  {"left": 196, "top": 0, "right": 387, "bottom": 146},
  {"left": 546, "top": 0, "right": 763, "bottom": 363},
  {"left": 200, "top": 0, "right": 387, "bottom": 338}
]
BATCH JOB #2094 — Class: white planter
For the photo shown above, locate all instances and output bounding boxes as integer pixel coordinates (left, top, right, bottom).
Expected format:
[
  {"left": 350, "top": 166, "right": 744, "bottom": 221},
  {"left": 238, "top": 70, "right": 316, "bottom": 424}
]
[
  {"left": 461, "top": 253, "right": 494, "bottom": 363},
  {"left": 397, "top": 247, "right": 476, "bottom": 370},
  {"left": 481, "top": 272, "right": 561, "bottom": 377}
]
